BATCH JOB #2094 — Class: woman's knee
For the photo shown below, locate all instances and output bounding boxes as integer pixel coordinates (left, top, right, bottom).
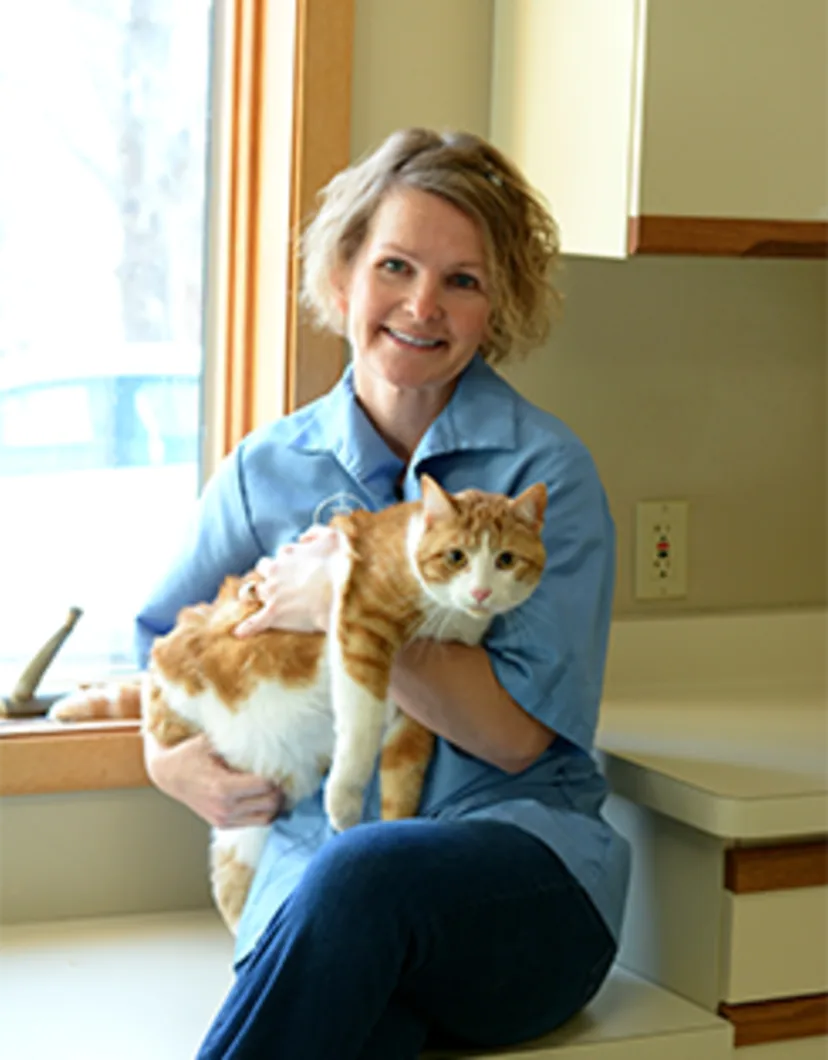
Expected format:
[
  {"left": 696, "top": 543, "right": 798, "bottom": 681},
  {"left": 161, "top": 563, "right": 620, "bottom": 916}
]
[{"left": 293, "top": 823, "right": 414, "bottom": 922}]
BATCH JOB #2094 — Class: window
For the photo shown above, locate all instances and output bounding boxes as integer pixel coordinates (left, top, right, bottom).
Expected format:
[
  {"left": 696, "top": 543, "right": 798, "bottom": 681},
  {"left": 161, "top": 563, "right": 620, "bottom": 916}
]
[
  {"left": 0, "top": 0, "right": 211, "bottom": 698},
  {"left": 0, "top": 0, "right": 351, "bottom": 792}
]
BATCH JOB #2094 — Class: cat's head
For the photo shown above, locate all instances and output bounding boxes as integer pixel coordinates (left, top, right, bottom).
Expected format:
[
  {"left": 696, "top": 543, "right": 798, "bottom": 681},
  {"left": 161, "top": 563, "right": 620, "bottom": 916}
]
[{"left": 411, "top": 475, "right": 547, "bottom": 618}]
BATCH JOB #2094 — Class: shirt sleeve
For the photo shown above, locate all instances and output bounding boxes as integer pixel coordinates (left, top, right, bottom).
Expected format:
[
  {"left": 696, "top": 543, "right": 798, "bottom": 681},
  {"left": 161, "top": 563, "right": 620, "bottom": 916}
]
[
  {"left": 486, "top": 442, "right": 615, "bottom": 754},
  {"left": 133, "top": 445, "right": 264, "bottom": 667}
]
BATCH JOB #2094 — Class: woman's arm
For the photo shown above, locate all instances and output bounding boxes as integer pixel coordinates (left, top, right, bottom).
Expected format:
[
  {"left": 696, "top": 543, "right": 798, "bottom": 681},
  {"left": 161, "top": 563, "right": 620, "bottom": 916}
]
[
  {"left": 135, "top": 446, "right": 265, "bottom": 665},
  {"left": 390, "top": 639, "right": 555, "bottom": 774}
]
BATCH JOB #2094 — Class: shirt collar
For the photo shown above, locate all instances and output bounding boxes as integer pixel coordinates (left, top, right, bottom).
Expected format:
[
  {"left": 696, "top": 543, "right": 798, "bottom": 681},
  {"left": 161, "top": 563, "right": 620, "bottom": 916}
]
[
  {"left": 288, "top": 354, "right": 518, "bottom": 480},
  {"left": 412, "top": 354, "right": 518, "bottom": 465}
]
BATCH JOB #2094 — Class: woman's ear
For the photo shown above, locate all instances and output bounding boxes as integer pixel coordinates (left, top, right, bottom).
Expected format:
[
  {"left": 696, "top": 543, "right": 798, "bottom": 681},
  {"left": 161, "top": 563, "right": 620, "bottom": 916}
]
[{"left": 331, "top": 265, "right": 350, "bottom": 321}]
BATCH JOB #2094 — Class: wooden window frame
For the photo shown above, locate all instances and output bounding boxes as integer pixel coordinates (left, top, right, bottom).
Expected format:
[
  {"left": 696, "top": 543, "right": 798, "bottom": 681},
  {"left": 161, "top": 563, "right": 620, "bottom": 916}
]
[{"left": 0, "top": 0, "right": 354, "bottom": 797}]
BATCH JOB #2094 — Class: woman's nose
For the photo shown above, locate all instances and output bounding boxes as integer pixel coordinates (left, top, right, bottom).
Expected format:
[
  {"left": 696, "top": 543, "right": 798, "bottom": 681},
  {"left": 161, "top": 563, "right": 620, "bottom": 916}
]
[{"left": 406, "top": 275, "right": 444, "bottom": 321}]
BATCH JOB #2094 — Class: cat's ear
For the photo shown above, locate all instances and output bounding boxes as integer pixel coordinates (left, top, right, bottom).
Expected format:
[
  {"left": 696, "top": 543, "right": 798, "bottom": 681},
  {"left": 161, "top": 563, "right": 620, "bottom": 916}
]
[
  {"left": 420, "top": 475, "right": 458, "bottom": 528},
  {"left": 510, "top": 483, "right": 547, "bottom": 532}
]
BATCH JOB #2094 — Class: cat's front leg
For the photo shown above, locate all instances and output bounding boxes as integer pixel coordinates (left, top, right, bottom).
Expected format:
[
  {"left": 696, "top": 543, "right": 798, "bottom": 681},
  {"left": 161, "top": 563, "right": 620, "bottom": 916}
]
[
  {"left": 324, "top": 667, "right": 389, "bottom": 832},
  {"left": 324, "top": 536, "right": 404, "bottom": 832}
]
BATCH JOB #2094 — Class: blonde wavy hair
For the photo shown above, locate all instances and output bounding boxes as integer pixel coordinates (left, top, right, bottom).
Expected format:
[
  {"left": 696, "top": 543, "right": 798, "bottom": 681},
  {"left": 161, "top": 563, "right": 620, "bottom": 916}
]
[{"left": 300, "top": 128, "right": 561, "bottom": 364}]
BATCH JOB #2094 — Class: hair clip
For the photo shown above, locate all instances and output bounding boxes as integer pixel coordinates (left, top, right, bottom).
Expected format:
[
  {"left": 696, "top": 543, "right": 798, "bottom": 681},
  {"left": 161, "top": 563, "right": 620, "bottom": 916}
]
[{"left": 485, "top": 169, "right": 503, "bottom": 187}]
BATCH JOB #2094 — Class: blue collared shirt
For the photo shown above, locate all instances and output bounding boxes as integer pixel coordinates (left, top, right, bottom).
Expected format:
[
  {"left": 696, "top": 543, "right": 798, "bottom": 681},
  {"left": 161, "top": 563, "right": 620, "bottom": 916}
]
[{"left": 136, "top": 355, "right": 631, "bottom": 963}]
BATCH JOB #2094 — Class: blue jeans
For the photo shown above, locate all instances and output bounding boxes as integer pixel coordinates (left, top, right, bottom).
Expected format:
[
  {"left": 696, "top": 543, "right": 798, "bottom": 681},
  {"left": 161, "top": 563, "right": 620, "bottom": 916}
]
[{"left": 197, "top": 818, "right": 616, "bottom": 1060}]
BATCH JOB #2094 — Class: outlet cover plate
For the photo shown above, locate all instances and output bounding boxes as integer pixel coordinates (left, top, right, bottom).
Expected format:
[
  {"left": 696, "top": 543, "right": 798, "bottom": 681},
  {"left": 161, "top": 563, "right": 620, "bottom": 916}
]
[{"left": 635, "top": 500, "right": 688, "bottom": 600}]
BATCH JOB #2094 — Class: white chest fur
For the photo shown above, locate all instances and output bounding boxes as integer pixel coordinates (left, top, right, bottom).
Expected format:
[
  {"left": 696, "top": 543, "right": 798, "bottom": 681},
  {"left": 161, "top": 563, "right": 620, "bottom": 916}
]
[{"left": 153, "top": 658, "right": 335, "bottom": 807}]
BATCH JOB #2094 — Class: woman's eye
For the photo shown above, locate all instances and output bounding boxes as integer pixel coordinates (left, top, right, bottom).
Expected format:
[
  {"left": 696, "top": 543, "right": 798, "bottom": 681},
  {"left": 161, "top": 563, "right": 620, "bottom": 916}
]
[
  {"left": 449, "top": 272, "right": 480, "bottom": 290},
  {"left": 496, "top": 551, "right": 515, "bottom": 570},
  {"left": 380, "top": 257, "right": 409, "bottom": 275},
  {"left": 446, "top": 549, "right": 467, "bottom": 568}
]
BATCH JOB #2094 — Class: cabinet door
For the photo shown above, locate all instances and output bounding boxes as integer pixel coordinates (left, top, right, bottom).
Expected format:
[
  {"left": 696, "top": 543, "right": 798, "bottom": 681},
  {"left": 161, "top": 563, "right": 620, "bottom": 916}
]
[
  {"left": 641, "top": 0, "right": 828, "bottom": 225},
  {"left": 490, "top": 0, "right": 827, "bottom": 258},
  {"left": 720, "top": 888, "right": 828, "bottom": 1003},
  {"left": 490, "top": 0, "right": 647, "bottom": 259}
]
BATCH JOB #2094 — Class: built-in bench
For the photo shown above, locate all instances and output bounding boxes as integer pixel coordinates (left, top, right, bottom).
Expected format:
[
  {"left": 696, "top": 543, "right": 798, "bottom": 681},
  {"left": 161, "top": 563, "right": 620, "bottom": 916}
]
[{"left": 0, "top": 910, "right": 732, "bottom": 1059}]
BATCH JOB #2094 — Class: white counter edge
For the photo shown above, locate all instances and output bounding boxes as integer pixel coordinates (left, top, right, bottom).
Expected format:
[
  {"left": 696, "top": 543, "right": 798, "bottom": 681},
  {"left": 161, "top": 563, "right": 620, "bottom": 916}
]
[{"left": 599, "top": 751, "right": 828, "bottom": 840}]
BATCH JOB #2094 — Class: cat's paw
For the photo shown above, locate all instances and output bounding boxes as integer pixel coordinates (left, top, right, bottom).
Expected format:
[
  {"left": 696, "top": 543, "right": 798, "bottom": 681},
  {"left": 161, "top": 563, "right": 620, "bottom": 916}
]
[{"left": 324, "top": 779, "right": 364, "bottom": 833}]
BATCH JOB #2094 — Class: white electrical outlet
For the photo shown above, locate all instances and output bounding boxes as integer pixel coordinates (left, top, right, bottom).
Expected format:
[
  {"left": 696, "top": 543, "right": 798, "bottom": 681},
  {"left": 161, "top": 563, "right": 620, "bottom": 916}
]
[{"left": 635, "top": 500, "right": 689, "bottom": 600}]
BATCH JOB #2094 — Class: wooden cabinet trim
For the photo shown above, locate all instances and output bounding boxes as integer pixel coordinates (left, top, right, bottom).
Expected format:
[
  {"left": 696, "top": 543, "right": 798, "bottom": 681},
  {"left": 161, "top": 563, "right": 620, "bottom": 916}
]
[
  {"left": 719, "top": 993, "right": 828, "bottom": 1048},
  {"left": 627, "top": 216, "right": 640, "bottom": 255},
  {"left": 0, "top": 723, "right": 148, "bottom": 796},
  {"left": 725, "top": 841, "right": 828, "bottom": 894},
  {"left": 636, "top": 216, "right": 828, "bottom": 258}
]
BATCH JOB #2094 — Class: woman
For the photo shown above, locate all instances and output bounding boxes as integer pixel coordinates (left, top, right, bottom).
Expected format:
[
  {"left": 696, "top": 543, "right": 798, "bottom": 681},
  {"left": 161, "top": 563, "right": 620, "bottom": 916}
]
[{"left": 137, "top": 128, "right": 630, "bottom": 1059}]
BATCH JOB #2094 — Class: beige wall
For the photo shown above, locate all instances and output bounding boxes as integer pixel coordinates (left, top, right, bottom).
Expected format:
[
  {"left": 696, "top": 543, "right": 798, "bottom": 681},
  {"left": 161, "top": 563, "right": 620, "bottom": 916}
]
[
  {"left": 351, "top": 0, "right": 827, "bottom": 616},
  {"left": 0, "top": 788, "right": 211, "bottom": 924},
  {"left": 351, "top": 0, "right": 493, "bottom": 158},
  {"left": 502, "top": 257, "right": 827, "bottom": 615}
]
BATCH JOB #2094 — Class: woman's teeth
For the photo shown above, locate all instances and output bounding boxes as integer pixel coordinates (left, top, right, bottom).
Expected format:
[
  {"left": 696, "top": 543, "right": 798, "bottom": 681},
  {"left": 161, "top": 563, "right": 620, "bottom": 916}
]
[{"left": 384, "top": 327, "right": 444, "bottom": 349}]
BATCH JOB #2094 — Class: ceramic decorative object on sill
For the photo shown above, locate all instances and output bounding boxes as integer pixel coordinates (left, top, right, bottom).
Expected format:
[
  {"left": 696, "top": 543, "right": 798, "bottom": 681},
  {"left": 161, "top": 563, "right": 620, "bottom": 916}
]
[{"left": 0, "top": 607, "right": 82, "bottom": 718}]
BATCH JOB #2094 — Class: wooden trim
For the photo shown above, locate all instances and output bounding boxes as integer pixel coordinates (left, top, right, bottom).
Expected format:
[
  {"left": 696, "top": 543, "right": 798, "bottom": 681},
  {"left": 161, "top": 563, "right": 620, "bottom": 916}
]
[
  {"left": 221, "top": 0, "right": 267, "bottom": 452},
  {"left": 217, "top": 0, "right": 352, "bottom": 452},
  {"left": 636, "top": 216, "right": 828, "bottom": 258},
  {"left": 626, "top": 216, "right": 640, "bottom": 255},
  {"left": 285, "top": 0, "right": 353, "bottom": 412},
  {"left": 0, "top": 722, "right": 148, "bottom": 796},
  {"left": 719, "top": 993, "right": 828, "bottom": 1048},
  {"left": 725, "top": 841, "right": 828, "bottom": 894}
]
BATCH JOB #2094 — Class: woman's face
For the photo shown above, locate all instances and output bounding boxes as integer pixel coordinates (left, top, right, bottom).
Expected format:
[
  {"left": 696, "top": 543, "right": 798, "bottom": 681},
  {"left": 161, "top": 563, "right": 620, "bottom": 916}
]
[{"left": 337, "top": 186, "right": 491, "bottom": 400}]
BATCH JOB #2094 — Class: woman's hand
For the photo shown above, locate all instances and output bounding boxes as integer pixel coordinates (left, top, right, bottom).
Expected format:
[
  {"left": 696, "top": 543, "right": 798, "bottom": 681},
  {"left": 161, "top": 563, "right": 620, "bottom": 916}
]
[
  {"left": 234, "top": 525, "right": 340, "bottom": 638},
  {"left": 144, "top": 732, "right": 283, "bottom": 828}
]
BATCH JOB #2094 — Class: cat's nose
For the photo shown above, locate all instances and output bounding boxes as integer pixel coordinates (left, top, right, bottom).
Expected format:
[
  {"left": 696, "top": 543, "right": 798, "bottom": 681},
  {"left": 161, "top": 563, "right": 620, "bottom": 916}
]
[{"left": 471, "top": 587, "right": 492, "bottom": 603}]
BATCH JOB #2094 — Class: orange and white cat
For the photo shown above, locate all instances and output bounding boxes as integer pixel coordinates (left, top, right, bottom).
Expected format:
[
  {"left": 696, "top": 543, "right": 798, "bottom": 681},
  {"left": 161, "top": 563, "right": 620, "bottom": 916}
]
[{"left": 51, "top": 476, "right": 547, "bottom": 932}]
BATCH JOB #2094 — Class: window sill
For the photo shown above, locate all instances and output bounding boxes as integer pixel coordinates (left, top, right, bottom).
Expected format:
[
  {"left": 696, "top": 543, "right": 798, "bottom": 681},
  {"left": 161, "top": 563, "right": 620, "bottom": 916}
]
[{"left": 0, "top": 720, "right": 149, "bottom": 796}]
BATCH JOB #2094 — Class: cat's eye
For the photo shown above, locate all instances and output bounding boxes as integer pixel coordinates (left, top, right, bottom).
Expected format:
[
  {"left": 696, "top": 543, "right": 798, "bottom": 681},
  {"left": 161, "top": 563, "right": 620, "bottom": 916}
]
[
  {"left": 496, "top": 551, "right": 515, "bottom": 570},
  {"left": 445, "top": 549, "right": 468, "bottom": 569}
]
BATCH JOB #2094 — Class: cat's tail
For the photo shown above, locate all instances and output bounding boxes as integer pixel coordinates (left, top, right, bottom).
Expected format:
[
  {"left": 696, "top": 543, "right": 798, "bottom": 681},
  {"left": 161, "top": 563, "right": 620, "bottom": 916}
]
[{"left": 48, "top": 677, "right": 143, "bottom": 722}]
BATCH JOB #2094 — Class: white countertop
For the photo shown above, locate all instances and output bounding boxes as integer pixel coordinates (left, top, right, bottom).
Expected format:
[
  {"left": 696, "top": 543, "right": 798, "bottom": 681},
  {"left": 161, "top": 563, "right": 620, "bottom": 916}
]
[
  {"left": 595, "top": 610, "right": 827, "bottom": 840},
  {"left": 597, "top": 691, "right": 827, "bottom": 839}
]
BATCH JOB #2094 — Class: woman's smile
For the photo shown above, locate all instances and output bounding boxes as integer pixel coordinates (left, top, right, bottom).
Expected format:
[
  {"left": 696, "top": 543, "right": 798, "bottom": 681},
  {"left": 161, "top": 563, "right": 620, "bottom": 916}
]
[{"left": 380, "top": 325, "right": 447, "bottom": 351}]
